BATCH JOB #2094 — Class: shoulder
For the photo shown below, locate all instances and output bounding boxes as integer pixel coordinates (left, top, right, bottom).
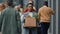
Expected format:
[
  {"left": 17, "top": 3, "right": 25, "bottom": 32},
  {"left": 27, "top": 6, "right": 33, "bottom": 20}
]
[
  {"left": 1, "top": 8, "right": 8, "bottom": 14},
  {"left": 39, "top": 7, "right": 43, "bottom": 11},
  {"left": 38, "top": 7, "right": 42, "bottom": 12},
  {"left": 47, "top": 7, "right": 52, "bottom": 9},
  {"left": 47, "top": 7, "right": 53, "bottom": 11}
]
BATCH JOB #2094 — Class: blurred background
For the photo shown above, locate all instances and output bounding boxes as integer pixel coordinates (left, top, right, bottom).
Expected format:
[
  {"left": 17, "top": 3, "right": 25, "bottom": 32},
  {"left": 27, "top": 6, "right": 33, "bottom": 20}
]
[{"left": 0, "top": 0, "right": 60, "bottom": 34}]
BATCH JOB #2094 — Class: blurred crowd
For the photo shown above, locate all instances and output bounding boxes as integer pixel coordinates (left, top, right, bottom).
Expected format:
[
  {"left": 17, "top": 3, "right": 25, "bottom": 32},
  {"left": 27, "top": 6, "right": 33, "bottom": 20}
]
[
  {"left": 0, "top": 0, "right": 54, "bottom": 34},
  {"left": 0, "top": 0, "right": 36, "bottom": 14}
]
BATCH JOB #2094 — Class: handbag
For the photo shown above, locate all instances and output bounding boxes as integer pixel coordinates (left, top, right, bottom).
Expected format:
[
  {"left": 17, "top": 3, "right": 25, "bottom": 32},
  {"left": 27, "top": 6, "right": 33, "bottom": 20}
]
[{"left": 24, "top": 16, "right": 36, "bottom": 28}]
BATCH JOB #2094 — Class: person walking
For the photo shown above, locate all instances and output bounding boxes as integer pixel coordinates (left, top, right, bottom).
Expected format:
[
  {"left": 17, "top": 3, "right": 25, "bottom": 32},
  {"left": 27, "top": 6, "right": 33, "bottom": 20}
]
[
  {"left": 0, "top": 3, "right": 5, "bottom": 32},
  {"left": 0, "top": 0, "right": 21, "bottom": 34},
  {"left": 22, "top": 3, "right": 37, "bottom": 34},
  {"left": 38, "top": 1, "right": 54, "bottom": 34}
]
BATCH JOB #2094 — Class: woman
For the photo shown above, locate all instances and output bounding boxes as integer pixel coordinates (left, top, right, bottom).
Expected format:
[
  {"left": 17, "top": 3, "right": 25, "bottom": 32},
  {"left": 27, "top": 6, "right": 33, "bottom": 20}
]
[
  {"left": 21, "top": 3, "right": 37, "bottom": 34},
  {"left": 0, "top": 3, "right": 5, "bottom": 32},
  {"left": 0, "top": 0, "right": 21, "bottom": 34}
]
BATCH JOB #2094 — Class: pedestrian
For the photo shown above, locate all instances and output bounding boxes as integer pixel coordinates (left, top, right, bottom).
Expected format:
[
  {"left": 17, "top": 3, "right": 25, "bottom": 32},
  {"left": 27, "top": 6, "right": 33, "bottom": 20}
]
[
  {"left": 0, "top": 3, "right": 5, "bottom": 32},
  {"left": 18, "top": 4, "right": 23, "bottom": 12},
  {"left": 15, "top": 5, "right": 19, "bottom": 11},
  {"left": 21, "top": 3, "right": 37, "bottom": 34},
  {"left": 38, "top": 1, "right": 54, "bottom": 34},
  {"left": 18, "top": 4, "right": 24, "bottom": 34},
  {"left": 0, "top": 0, "right": 21, "bottom": 34}
]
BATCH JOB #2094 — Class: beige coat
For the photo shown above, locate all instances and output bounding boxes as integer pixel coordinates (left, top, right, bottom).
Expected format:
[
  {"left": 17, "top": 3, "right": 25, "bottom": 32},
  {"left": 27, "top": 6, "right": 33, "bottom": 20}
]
[{"left": 38, "top": 6, "right": 54, "bottom": 23}]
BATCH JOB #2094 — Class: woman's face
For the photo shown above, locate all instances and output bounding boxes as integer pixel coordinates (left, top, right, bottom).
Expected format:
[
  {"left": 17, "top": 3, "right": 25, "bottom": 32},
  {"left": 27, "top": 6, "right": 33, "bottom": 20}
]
[
  {"left": 0, "top": 4, "right": 3, "bottom": 11},
  {"left": 0, "top": 4, "right": 5, "bottom": 11},
  {"left": 28, "top": 4, "right": 33, "bottom": 11}
]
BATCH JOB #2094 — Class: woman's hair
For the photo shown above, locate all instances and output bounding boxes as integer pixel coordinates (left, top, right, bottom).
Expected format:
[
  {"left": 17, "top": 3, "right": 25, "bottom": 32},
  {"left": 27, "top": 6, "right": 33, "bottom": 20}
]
[
  {"left": 26, "top": 3, "right": 33, "bottom": 7},
  {"left": 6, "top": 0, "right": 14, "bottom": 7}
]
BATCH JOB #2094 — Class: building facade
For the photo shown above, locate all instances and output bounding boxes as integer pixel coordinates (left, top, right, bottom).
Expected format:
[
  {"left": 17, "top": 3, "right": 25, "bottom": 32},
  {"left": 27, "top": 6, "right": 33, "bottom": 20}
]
[{"left": 48, "top": 0, "right": 60, "bottom": 34}]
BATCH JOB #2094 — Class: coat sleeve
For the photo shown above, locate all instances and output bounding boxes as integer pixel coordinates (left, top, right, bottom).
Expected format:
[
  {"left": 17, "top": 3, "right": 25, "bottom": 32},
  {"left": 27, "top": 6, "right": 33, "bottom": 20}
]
[{"left": 50, "top": 8, "right": 55, "bottom": 15}]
